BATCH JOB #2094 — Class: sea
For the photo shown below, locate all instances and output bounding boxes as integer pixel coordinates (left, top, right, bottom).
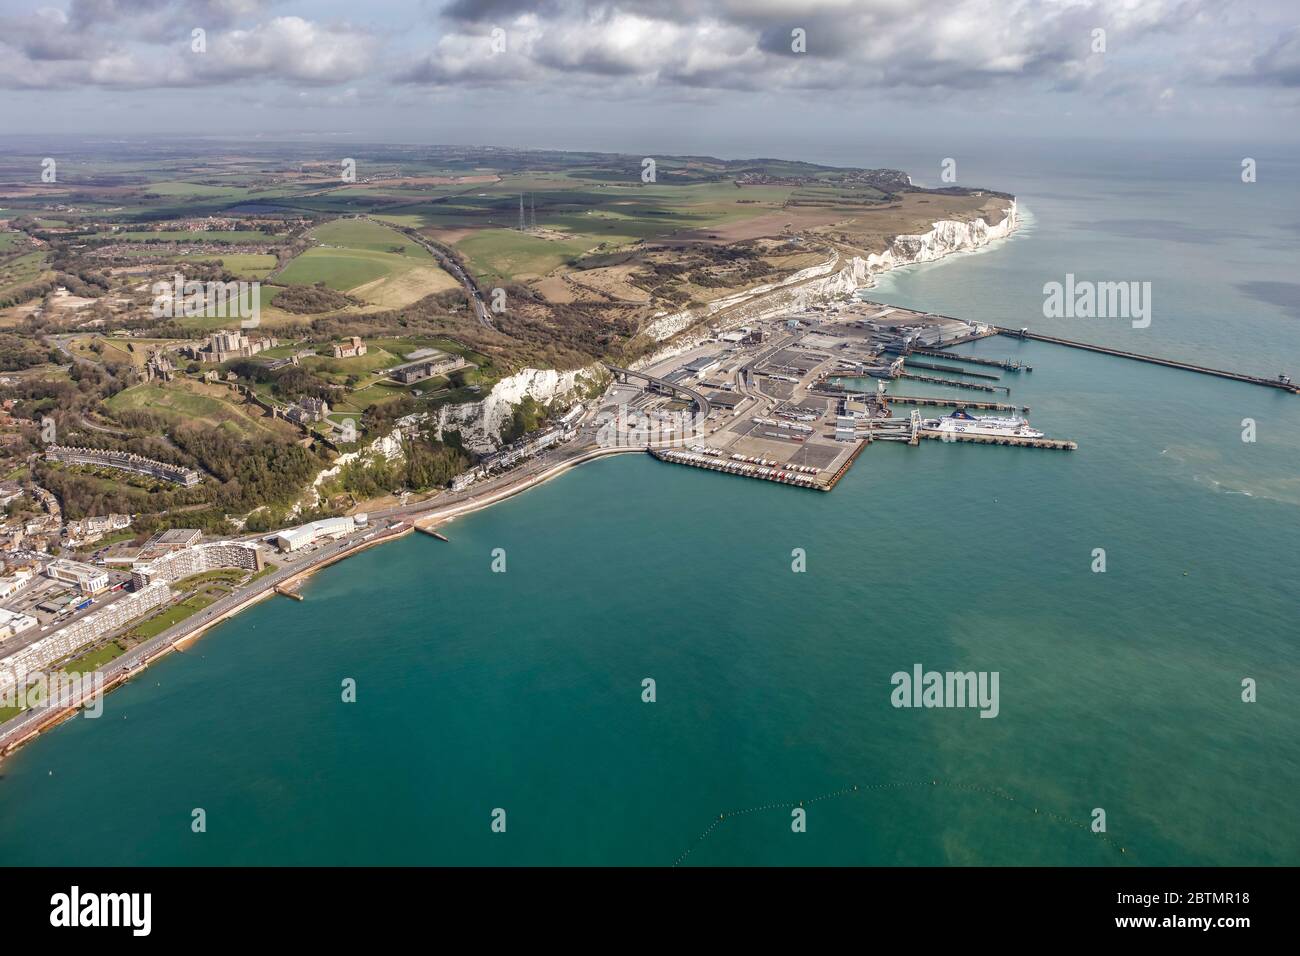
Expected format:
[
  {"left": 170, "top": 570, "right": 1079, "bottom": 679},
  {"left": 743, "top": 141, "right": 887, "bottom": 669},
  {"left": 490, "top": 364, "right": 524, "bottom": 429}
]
[{"left": 0, "top": 138, "right": 1296, "bottom": 865}]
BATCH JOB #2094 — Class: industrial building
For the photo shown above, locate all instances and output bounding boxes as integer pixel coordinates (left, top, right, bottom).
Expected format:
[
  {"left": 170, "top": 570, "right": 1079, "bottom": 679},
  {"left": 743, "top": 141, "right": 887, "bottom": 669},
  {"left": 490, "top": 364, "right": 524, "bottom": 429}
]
[{"left": 271, "top": 515, "right": 361, "bottom": 552}]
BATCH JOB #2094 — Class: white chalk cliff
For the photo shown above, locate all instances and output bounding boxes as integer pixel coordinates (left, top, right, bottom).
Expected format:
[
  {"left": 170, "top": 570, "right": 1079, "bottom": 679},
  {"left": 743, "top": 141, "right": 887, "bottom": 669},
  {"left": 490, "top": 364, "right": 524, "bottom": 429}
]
[
  {"left": 827, "top": 199, "right": 1020, "bottom": 297},
  {"left": 433, "top": 364, "right": 604, "bottom": 453},
  {"left": 637, "top": 199, "right": 1019, "bottom": 365}
]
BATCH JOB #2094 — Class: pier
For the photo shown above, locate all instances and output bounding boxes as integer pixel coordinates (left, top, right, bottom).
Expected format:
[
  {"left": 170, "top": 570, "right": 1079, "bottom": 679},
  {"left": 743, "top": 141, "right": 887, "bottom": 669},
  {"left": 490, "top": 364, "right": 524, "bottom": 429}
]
[
  {"left": 903, "top": 360, "right": 1002, "bottom": 381},
  {"left": 910, "top": 347, "right": 1030, "bottom": 372},
  {"left": 991, "top": 326, "right": 1297, "bottom": 393},
  {"left": 649, "top": 447, "right": 833, "bottom": 490},
  {"left": 918, "top": 430, "right": 1077, "bottom": 450},
  {"left": 883, "top": 395, "right": 1020, "bottom": 411},
  {"left": 898, "top": 371, "right": 1008, "bottom": 393},
  {"left": 274, "top": 585, "right": 304, "bottom": 601}
]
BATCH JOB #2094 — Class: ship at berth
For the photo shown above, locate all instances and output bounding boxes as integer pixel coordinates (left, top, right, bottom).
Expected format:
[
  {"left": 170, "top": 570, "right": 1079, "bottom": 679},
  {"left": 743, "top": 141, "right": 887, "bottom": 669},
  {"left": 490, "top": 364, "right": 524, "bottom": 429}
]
[{"left": 921, "top": 409, "right": 1045, "bottom": 439}]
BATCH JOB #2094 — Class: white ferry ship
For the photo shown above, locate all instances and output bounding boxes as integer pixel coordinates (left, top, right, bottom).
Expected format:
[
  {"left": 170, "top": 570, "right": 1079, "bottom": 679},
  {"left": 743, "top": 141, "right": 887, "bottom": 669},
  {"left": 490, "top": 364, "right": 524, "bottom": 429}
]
[{"left": 922, "top": 409, "right": 1044, "bottom": 439}]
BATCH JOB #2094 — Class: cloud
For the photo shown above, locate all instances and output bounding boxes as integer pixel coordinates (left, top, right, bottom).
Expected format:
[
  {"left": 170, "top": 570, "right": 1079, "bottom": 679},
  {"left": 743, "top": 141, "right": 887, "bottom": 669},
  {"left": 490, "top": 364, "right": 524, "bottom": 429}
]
[
  {"left": 0, "top": 4, "right": 376, "bottom": 90},
  {"left": 399, "top": 0, "right": 1210, "bottom": 96},
  {"left": 0, "top": 0, "right": 1297, "bottom": 121}
]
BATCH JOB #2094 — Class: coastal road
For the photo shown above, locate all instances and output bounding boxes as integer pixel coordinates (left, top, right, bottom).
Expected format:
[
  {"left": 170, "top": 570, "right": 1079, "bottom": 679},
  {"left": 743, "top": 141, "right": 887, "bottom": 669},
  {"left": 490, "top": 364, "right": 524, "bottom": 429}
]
[
  {"left": 0, "top": 521, "right": 416, "bottom": 752},
  {"left": 0, "top": 386, "right": 717, "bottom": 752}
]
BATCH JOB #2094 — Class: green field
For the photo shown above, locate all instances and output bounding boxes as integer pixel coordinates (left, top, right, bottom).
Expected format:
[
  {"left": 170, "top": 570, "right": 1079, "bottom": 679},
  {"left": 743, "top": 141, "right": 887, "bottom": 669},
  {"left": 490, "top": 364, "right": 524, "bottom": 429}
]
[
  {"left": 276, "top": 249, "right": 391, "bottom": 290},
  {"left": 455, "top": 230, "right": 591, "bottom": 282},
  {"left": 0, "top": 250, "right": 52, "bottom": 301},
  {"left": 106, "top": 380, "right": 292, "bottom": 438},
  {"left": 62, "top": 641, "right": 128, "bottom": 674},
  {"left": 299, "top": 347, "right": 403, "bottom": 385},
  {"left": 277, "top": 218, "right": 456, "bottom": 306},
  {"left": 310, "top": 218, "right": 431, "bottom": 258},
  {"left": 172, "top": 252, "right": 278, "bottom": 279}
]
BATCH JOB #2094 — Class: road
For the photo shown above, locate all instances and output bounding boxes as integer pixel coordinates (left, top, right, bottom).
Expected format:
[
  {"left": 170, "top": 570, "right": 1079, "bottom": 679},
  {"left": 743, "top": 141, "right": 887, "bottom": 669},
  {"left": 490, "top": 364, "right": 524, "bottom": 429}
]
[
  {"left": 0, "top": 423, "right": 643, "bottom": 753},
  {"left": 380, "top": 220, "right": 495, "bottom": 331}
]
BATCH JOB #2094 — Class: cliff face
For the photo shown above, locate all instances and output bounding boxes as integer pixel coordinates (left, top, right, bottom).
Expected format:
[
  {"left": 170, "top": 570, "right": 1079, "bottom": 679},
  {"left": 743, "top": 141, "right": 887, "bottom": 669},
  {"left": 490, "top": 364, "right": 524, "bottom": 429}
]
[
  {"left": 770, "top": 199, "right": 1020, "bottom": 308},
  {"left": 632, "top": 199, "right": 1018, "bottom": 369},
  {"left": 434, "top": 364, "right": 603, "bottom": 453}
]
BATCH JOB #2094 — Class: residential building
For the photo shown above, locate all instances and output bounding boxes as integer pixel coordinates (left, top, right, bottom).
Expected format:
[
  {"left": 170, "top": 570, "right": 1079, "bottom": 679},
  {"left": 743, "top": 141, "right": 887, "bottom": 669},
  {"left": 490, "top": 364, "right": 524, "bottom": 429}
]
[
  {"left": 131, "top": 540, "right": 263, "bottom": 588},
  {"left": 0, "top": 583, "right": 172, "bottom": 693},
  {"left": 44, "top": 446, "right": 202, "bottom": 487}
]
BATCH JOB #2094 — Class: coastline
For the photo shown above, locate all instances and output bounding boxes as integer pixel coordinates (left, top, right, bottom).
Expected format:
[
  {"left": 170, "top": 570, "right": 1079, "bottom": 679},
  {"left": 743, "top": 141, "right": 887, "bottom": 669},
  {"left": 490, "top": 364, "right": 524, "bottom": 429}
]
[{"left": 0, "top": 204, "right": 1025, "bottom": 762}]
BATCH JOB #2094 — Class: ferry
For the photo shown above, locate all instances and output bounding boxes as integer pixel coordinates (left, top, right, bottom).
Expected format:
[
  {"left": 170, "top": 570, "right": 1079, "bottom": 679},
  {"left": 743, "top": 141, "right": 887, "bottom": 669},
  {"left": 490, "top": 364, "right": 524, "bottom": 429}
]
[{"left": 922, "top": 409, "right": 1044, "bottom": 439}]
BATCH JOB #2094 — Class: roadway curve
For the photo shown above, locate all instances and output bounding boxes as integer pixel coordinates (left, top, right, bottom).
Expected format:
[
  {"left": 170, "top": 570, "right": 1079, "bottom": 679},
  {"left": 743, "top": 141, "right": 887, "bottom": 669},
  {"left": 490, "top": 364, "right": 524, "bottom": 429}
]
[{"left": 602, "top": 363, "right": 712, "bottom": 419}]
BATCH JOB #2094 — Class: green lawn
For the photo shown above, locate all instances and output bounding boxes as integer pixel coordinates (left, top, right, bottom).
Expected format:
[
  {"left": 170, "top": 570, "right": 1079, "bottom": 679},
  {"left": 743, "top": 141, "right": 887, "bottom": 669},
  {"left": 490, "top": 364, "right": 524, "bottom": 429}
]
[
  {"left": 62, "top": 641, "right": 127, "bottom": 675},
  {"left": 126, "top": 594, "right": 216, "bottom": 641}
]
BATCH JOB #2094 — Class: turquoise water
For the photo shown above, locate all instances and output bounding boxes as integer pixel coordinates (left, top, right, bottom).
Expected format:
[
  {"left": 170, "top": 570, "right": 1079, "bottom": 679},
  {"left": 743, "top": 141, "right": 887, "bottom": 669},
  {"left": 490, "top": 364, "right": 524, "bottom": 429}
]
[{"left": 0, "top": 143, "right": 1296, "bottom": 865}]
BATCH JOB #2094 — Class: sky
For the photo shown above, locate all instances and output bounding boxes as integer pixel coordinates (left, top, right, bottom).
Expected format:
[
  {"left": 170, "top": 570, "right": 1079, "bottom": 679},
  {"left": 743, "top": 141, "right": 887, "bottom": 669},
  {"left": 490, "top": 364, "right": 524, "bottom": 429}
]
[{"left": 0, "top": 0, "right": 1298, "bottom": 155}]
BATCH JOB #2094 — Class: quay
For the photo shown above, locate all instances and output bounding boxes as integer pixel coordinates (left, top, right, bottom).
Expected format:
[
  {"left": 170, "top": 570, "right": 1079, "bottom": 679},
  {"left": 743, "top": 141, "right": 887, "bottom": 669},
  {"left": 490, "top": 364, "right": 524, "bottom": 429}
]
[
  {"left": 898, "top": 371, "right": 1008, "bottom": 393},
  {"left": 903, "top": 360, "right": 1002, "bottom": 381},
  {"left": 883, "top": 395, "right": 1020, "bottom": 411},
  {"left": 648, "top": 447, "right": 832, "bottom": 490},
  {"left": 918, "top": 431, "right": 1076, "bottom": 450},
  {"left": 991, "top": 326, "right": 1297, "bottom": 393},
  {"left": 909, "top": 347, "right": 1030, "bottom": 372}
]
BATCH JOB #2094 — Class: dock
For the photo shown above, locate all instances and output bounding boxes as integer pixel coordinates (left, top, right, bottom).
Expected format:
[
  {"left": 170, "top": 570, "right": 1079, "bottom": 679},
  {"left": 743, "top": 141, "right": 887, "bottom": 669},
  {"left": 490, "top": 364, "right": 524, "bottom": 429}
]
[
  {"left": 649, "top": 447, "right": 837, "bottom": 491},
  {"left": 898, "top": 371, "right": 1007, "bottom": 393},
  {"left": 992, "top": 326, "right": 1297, "bottom": 393},
  {"left": 883, "top": 395, "right": 1020, "bottom": 411},
  {"left": 910, "top": 347, "right": 1030, "bottom": 372},
  {"left": 904, "top": 360, "right": 1002, "bottom": 381},
  {"left": 918, "top": 431, "right": 1076, "bottom": 450}
]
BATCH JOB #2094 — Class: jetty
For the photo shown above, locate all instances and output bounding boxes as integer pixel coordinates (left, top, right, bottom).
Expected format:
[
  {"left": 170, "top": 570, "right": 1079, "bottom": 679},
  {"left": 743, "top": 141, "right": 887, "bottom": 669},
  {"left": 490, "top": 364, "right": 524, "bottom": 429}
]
[
  {"left": 904, "top": 360, "right": 1002, "bottom": 381},
  {"left": 991, "top": 326, "right": 1297, "bottom": 393},
  {"left": 898, "top": 371, "right": 1007, "bottom": 393},
  {"left": 918, "top": 431, "right": 1076, "bottom": 450},
  {"left": 883, "top": 395, "right": 1019, "bottom": 411},
  {"left": 910, "top": 347, "right": 1030, "bottom": 372}
]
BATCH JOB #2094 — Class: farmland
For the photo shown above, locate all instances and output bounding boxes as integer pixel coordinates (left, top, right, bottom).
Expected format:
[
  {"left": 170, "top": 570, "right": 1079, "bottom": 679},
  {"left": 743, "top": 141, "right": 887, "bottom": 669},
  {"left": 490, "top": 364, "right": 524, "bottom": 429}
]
[{"left": 277, "top": 217, "right": 458, "bottom": 307}]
